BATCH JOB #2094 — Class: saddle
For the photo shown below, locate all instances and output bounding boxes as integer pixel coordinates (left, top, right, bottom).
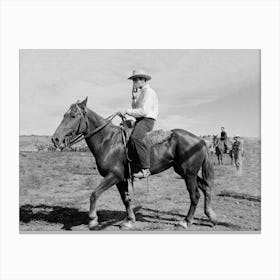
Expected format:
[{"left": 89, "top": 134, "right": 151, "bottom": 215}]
[
  {"left": 120, "top": 119, "right": 173, "bottom": 146},
  {"left": 119, "top": 118, "right": 173, "bottom": 185},
  {"left": 120, "top": 119, "right": 134, "bottom": 142}
]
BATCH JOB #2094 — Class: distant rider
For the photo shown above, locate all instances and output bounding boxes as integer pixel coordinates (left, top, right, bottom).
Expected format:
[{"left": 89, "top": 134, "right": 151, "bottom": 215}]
[
  {"left": 232, "top": 134, "right": 243, "bottom": 153},
  {"left": 220, "top": 126, "right": 228, "bottom": 153}
]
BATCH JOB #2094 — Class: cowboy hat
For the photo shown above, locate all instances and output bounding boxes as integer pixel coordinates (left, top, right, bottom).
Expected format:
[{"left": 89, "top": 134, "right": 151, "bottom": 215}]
[
  {"left": 234, "top": 134, "right": 240, "bottom": 139},
  {"left": 128, "top": 70, "right": 151, "bottom": 81}
]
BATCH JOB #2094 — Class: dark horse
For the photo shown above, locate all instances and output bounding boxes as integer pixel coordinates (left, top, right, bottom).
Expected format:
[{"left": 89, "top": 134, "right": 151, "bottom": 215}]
[
  {"left": 52, "top": 97, "right": 217, "bottom": 230},
  {"left": 213, "top": 135, "right": 225, "bottom": 165}
]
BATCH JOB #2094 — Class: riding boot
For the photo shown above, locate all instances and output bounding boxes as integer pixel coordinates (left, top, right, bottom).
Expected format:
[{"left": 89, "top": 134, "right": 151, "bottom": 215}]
[{"left": 133, "top": 169, "right": 151, "bottom": 179}]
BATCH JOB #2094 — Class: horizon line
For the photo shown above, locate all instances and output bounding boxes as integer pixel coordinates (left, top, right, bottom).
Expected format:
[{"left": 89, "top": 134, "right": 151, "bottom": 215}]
[{"left": 19, "top": 134, "right": 261, "bottom": 139}]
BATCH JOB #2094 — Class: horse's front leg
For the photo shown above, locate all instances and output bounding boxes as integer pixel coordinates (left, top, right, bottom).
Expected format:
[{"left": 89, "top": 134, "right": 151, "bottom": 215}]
[
  {"left": 116, "top": 180, "right": 136, "bottom": 229},
  {"left": 218, "top": 155, "right": 221, "bottom": 165},
  {"left": 89, "top": 173, "right": 120, "bottom": 230},
  {"left": 230, "top": 151, "right": 234, "bottom": 165}
]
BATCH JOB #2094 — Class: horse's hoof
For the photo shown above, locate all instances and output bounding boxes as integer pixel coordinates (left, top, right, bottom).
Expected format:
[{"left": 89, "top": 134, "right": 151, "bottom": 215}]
[
  {"left": 88, "top": 219, "right": 99, "bottom": 230},
  {"left": 177, "top": 220, "right": 188, "bottom": 229},
  {"left": 120, "top": 220, "right": 134, "bottom": 230}
]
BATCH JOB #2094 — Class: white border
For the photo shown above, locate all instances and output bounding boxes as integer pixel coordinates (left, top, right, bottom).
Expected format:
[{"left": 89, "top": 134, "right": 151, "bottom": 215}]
[{"left": 1, "top": 1, "right": 280, "bottom": 280}]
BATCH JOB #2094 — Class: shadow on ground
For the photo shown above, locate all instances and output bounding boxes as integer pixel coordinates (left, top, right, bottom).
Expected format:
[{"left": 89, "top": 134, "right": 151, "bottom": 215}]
[
  {"left": 20, "top": 204, "right": 240, "bottom": 231},
  {"left": 135, "top": 207, "right": 241, "bottom": 230},
  {"left": 20, "top": 204, "right": 126, "bottom": 230}
]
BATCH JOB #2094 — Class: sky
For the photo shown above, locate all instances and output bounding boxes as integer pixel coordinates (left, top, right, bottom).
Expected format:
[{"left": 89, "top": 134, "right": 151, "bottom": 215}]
[{"left": 20, "top": 49, "right": 260, "bottom": 137}]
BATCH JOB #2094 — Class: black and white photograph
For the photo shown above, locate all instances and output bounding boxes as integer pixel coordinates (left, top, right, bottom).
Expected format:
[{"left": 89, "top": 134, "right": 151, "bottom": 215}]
[
  {"left": 19, "top": 49, "right": 261, "bottom": 232},
  {"left": 1, "top": 1, "right": 280, "bottom": 280}
]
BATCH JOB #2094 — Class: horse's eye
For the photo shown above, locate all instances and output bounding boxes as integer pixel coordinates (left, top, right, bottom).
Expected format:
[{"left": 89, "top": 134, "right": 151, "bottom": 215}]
[{"left": 71, "top": 115, "right": 76, "bottom": 118}]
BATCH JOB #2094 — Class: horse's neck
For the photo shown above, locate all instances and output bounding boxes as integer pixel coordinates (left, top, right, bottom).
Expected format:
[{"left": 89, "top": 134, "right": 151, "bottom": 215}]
[
  {"left": 86, "top": 108, "right": 106, "bottom": 129},
  {"left": 85, "top": 108, "right": 118, "bottom": 154}
]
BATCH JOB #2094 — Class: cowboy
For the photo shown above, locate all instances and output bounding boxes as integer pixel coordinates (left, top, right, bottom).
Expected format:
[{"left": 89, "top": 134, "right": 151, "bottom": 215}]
[
  {"left": 118, "top": 70, "right": 159, "bottom": 179},
  {"left": 220, "top": 126, "right": 228, "bottom": 153},
  {"left": 232, "top": 134, "right": 242, "bottom": 151},
  {"left": 232, "top": 134, "right": 244, "bottom": 165}
]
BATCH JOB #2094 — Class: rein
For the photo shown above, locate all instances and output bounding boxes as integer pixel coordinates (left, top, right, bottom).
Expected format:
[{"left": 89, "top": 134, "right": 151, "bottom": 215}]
[{"left": 69, "top": 111, "right": 118, "bottom": 147}]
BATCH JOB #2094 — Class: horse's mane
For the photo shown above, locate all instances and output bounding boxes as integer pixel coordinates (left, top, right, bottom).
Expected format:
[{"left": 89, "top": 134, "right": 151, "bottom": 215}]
[{"left": 85, "top": 107, "right": 120, "bottom": 132}]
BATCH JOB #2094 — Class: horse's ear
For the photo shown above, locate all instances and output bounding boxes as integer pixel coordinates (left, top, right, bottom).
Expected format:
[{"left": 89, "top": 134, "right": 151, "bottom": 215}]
[{"left": 79, "top": 97, "right": 88, "bottom": 109}]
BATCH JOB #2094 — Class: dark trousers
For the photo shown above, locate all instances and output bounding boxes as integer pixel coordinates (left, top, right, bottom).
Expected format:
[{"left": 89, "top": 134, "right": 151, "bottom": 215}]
[{"left": 130, "top": 117, "right": 155, "bottom": 169}]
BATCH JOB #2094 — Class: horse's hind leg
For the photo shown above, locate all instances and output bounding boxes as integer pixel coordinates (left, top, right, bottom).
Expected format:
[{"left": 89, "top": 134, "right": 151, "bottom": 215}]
[
  {"left": 116, "top": 180, "right": 136, "bottom": 229},
  {"left": 197, "top": 176, "right": 217, "bottom": 225},
  {"left": 180, "top": 175, "right": 201, "bottom": 228},
  {"left": 173, "top": 166, "right": 200, "bottom": 228}
]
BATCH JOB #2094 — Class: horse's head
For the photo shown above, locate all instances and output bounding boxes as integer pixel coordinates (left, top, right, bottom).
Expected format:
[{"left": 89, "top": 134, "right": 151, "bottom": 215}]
[
  {"left": 52, "top": 97, "right": 88, "bottom": 149},
  {"left": 213, "top": 135, "right": 219, "bottom": 146}
]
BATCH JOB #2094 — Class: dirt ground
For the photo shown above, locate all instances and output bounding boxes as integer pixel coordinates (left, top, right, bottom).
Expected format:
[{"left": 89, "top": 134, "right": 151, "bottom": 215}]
[{"left": 19, "top": 138, "right": 261, "bottom": 232}]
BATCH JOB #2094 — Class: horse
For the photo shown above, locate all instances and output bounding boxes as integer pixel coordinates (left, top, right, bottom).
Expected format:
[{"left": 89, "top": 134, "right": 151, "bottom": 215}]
[
  {"left": 213, "top": 135, "right": 225, "bottom": 165},
  {"left": 52, "top": 97, "right": 217, "bottom": 230},
  {"left": 204, "top": 138, "right": 215, "bottom": 158},
  {"left": 230, "top": 139, "right": 245, "bottom": 174}
]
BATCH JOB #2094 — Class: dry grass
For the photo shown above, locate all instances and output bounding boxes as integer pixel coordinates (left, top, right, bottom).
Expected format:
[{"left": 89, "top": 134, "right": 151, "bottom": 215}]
[{"left": 19, "top": 138, "right": 260, "bottom": 232}]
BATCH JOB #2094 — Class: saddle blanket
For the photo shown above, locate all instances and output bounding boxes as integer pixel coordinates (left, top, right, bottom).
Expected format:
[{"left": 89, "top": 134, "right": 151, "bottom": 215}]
[{"left": 120, "top": 120, "right": 172, "bottom": 146}]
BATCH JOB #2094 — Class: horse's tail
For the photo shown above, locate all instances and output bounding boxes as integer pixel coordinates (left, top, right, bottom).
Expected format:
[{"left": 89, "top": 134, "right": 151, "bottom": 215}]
[
  {"left": 198, "top": 145, "right": 217, "bottom": 224},
  {"left": 201, "top": 145, "right": 214, "bottom": 187}
]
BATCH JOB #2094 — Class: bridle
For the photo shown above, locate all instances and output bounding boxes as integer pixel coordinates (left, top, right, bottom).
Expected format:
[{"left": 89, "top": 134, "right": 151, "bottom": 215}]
[
  {"left": 67, "top": 103, "right": 118, "bottom": 147},
  {"left": 64, "top": 103, "right": 134, "bottom": 191}
]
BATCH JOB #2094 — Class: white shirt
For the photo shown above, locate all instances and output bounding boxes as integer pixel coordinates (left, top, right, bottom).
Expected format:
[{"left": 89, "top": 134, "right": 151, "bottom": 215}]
[{"left": 126, "top": 84, "right": 159, "bottom": 120}]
